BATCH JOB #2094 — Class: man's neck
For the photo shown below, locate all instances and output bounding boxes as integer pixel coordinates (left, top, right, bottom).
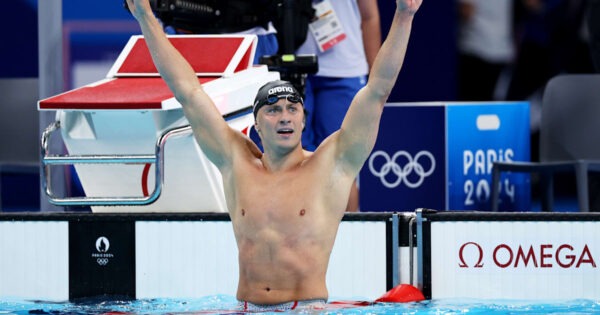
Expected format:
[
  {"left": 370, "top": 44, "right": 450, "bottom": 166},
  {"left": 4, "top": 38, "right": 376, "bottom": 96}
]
[{"left": 261, "top": 145, "right": 307, "bottom": 172}]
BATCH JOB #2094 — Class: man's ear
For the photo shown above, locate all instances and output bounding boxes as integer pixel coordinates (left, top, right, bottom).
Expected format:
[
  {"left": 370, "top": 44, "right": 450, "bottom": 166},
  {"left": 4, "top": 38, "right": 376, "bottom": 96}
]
[
  {"left": 254, "top": 121, "right": 260, "bottom": 132},
  {"left": 302, "top": 109, "right": 307, "bottom": 131}
]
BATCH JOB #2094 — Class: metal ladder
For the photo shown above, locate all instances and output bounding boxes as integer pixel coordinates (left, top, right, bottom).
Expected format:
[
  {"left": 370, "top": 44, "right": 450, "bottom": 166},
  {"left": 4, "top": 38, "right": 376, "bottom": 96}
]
[{"left": 40, "top": 121, "right": 193, "bottom": 207}]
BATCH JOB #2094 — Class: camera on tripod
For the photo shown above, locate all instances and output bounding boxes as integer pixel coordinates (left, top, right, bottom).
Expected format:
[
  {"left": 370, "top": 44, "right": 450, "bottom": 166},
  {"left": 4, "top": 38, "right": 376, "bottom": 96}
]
[{"left": 124, "top": 0, "right": 318, "bottom": 94}]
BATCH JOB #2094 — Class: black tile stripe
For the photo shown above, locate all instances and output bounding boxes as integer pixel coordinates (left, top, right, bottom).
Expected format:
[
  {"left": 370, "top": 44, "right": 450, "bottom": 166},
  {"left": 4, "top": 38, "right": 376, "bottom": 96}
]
[
  {"left": 386, "top": 219, "right": 393, "bottom": 290},
  {"left": 69, "top": 220, "right": 135, "bottom": 299},
  {"left": 422, "top": 219, "right": 432, "bottom": 299},
  {"left": 0, "top": 212, "right": 394, "bottom": 222}
]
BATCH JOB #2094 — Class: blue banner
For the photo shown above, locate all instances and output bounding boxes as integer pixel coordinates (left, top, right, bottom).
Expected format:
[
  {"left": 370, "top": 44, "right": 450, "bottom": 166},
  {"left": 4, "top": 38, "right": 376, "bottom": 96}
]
[
  {"left": 359, "top": 102, "right": 531, "bottom": 212},
  {"left": 359, "top": 104, "right": 446, "bottom": 212},
  {"left": 446, "top": 102, "right": 530, "bottom": 211}
]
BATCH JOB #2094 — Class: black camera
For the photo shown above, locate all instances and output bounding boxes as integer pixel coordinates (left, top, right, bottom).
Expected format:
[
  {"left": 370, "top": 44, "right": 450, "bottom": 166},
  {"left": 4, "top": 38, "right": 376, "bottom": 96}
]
[
  {"left": 123, "top": 0, "right": 317, "bottom": 92},
  {"left": 124, "top": 0, "right": 274, "bottom": 34}
]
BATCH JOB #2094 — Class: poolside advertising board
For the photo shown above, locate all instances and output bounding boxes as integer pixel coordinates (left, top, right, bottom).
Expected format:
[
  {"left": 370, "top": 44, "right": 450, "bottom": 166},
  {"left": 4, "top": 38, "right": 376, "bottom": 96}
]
[
  {"left": 359, "top": 102, "right": 530, "bottom": 212},
  {"left": 419, "top": 212, "right": 600, "bottom": 300},
  {"left": 0, "top": 213, "right": 397, "bottom": 301}
]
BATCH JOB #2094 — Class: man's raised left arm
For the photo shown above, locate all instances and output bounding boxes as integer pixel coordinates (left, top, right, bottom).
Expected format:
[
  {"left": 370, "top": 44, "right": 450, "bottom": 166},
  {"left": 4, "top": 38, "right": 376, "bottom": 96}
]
[{"left": 336, "top": 0, "right": 423, "bottom": 173}]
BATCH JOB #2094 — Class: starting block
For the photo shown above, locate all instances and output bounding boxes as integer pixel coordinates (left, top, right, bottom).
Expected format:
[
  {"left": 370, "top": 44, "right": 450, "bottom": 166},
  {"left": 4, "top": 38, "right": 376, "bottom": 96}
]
[{"left": 38, "top": 35, "right": 279, "bottom": 212}]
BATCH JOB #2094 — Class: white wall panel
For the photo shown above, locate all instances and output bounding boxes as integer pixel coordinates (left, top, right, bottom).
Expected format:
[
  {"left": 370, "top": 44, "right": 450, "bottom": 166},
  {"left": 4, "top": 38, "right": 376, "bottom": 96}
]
[
  {"left": 0, "top": 222, "right": 69, "bottom": 301},
  {"left": 137, "top": 220, "right": 390, "bottom": 300},
  {"left": 136, "top": 221, "right": 238, "bottom": 298}
]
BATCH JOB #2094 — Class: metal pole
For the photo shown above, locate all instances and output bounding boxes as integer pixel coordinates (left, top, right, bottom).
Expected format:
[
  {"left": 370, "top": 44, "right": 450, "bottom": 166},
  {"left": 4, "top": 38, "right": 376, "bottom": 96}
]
[
  {"left": 416, "top": 209, "right": 424, "bottom": 291},
  {"left": 38, "top": 0, "right": 65, "bottom": 212},
  {"left": 391, "top": 213, "right": 400, "bottom": 287}
]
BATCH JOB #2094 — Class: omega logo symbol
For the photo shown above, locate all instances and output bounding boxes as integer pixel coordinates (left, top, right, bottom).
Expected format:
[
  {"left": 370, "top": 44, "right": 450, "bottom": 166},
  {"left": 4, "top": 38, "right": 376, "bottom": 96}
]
[
  {"left": 458, "top": 242, "right": 484, "bottom": 268},
  {"left": 368, "top": 150, "right": 436, "bottom": 188}
]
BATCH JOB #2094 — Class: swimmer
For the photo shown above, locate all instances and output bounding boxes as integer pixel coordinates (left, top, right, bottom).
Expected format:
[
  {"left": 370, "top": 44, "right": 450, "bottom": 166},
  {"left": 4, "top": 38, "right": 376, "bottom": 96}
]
[{"left": 126, "top": 0, "right": 423, "bottom": 306}]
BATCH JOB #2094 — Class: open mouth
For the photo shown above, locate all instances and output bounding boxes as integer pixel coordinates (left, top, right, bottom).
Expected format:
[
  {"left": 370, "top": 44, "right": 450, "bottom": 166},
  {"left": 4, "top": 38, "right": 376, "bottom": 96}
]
[{"left": 277, "top": 128, "right": 294, "bottom": 134}]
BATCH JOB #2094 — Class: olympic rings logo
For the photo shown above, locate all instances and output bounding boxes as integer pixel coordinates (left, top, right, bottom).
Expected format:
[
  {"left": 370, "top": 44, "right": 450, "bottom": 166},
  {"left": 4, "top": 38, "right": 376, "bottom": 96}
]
[
  {"left": 97, "top": 258, "right": 109, "bottom": 266},
  {"left": 368, "top": 150, "right": 436, "bottom": 189}
]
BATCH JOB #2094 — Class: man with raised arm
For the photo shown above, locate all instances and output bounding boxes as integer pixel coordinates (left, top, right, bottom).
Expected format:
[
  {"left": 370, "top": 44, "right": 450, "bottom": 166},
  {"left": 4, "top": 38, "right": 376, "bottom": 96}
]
[{"left": 126, "top": 0, "right": 422, "bottom": 311}]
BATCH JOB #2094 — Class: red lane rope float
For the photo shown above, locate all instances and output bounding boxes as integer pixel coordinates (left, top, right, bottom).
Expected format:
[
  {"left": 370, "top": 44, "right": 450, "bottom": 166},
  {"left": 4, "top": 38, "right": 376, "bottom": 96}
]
[
  {"left": 330, "top": 284, "right": 425, "bottom": 307},
  {"left": 375, "top": 284, "right": 425, "bottom": 303}
]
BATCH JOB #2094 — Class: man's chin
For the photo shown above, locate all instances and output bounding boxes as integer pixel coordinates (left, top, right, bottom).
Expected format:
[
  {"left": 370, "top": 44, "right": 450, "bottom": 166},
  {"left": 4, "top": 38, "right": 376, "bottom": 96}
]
[{"left": 274, "top": 138, "right": 301, "bottom": 150}]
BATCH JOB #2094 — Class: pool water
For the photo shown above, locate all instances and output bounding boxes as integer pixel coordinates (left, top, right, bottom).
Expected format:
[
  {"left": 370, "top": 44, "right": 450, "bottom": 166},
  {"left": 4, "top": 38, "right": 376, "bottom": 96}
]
[{"left": 1, "top": 296, "right": 599, "bottom": 314}]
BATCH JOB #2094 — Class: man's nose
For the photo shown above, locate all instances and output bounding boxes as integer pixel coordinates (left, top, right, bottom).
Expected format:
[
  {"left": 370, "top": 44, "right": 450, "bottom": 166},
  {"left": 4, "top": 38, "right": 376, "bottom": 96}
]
[{"left": 279, "top": 110, "right": 292, "bottom": 123}]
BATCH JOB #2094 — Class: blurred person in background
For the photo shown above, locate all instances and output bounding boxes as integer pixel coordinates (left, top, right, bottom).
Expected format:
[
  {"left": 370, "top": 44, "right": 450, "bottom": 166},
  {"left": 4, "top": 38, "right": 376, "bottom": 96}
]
[
  {"left": 456, "top": 0, "right": 515, "bottom": 101},
  {"left": 506, "top": 0, "right": 592, "bottom": 162},
  {"left": 296, "top": 0, "right": 382, "bottom": 212},
  {"left": 586, "top": 0, "right": 600, "bottom": 211},
  {"left": 587, "top": 0, "right": 600, "bottom": 72}
]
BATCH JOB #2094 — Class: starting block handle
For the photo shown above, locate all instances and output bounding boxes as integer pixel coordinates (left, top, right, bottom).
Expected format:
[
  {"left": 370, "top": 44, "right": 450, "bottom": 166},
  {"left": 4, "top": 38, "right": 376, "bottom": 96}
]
[{"left": 40, "top": 121, "right": 193, "bottom": 207}]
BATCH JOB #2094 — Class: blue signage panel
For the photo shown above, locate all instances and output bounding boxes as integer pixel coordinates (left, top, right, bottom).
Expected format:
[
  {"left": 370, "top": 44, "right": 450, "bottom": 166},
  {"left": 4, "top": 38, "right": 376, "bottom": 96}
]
[
  {"left": 359, "top": 104, "right": 446, "bottom": 212},
  {"left": 446, "top": 102, "right": 530, "bottom": 211}
]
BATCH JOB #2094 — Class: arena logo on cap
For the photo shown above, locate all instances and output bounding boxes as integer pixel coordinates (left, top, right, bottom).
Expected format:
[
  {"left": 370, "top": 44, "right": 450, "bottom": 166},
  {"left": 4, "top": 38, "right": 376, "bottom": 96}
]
[{"left": 268, "top": 86, "right": 295, "bottom": 95}]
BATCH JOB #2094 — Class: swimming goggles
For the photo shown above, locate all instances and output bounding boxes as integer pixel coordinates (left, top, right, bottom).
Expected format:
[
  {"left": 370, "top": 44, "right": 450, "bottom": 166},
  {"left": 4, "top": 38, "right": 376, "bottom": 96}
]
[{"left": 259, "top": 93, "right": 303, "bottom": 107}]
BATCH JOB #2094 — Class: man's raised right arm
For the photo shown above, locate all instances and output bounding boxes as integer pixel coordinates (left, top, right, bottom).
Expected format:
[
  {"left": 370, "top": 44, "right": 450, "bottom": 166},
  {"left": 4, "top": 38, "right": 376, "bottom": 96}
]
[{"left": 126, "top": 0, "right": 235, "bottom": 167}]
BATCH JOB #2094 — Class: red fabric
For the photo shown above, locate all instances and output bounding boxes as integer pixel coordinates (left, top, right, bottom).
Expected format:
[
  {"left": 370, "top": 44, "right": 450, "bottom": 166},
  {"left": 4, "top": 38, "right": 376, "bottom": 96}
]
[{"left": 375, "top": 284, "right": 425, "bottom": 303}]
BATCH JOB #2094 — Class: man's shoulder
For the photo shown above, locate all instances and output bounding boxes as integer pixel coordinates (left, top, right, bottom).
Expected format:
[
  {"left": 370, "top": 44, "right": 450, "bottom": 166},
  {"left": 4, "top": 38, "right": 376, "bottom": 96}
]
[{"left": 302, "top": 133, "right": 345, "bottom": 166}]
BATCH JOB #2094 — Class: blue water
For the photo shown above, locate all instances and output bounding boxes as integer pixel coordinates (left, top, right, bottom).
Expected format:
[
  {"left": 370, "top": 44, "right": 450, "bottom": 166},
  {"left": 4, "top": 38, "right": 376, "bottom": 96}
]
[{"left": 1, "top": 296, "right": 599, "bottom": 315}]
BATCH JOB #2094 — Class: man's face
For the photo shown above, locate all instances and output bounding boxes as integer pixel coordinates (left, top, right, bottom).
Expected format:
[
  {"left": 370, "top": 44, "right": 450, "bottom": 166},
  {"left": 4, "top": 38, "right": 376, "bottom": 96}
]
[{"left": 255, "top": 95, "right": 304, "bottom": 151}]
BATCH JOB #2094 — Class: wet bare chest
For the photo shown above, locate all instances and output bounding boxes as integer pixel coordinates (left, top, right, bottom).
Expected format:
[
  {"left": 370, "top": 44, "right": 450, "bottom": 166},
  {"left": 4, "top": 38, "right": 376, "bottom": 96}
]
[{"left": 233, "top": 170, "right": 329, "bottom": 231}]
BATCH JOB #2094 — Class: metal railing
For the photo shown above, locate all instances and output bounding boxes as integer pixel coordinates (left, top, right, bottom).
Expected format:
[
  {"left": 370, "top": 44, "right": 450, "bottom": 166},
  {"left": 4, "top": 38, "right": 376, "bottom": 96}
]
[{"left": 40, "top": 121, "right": 193, "bottom": 206}]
